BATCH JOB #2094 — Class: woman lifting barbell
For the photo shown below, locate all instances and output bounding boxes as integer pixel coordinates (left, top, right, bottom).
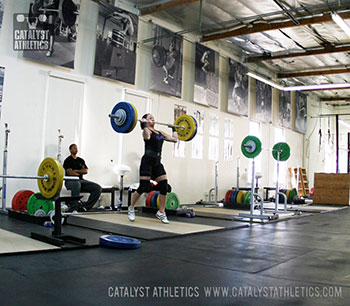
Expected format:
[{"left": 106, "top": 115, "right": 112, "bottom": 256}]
[{"left": 128, "top": 113, "right": 178, "bottom": 224}]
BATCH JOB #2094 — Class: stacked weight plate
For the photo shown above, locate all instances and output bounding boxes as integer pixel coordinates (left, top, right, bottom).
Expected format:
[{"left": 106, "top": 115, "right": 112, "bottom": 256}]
[
  {"left": 279, "top": 188, "right": 298, "bottom": 203},
  {"left": 11, "top": 190, "right": 34, "bottom": 211},
  {"left": 224, "top": 189, "right": 252, "bottom": 209},
  {"left": 145, "top": 192, "right": 180, "bottom": 210},
  {"left": 27, "top": 193, "right": 54, "bottom": 216}
]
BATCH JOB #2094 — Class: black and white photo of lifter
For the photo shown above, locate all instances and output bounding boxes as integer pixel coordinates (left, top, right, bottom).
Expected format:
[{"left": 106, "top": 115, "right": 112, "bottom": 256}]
[
  {"left": 94, "top": 1, "right": 138, "bottom": 84},
  {"left": 194, "top": 43, "right": 219, "bottom": 108},
  {"left": 24, "top": 0, "right": 80, "bottom": 69},
  {"left": 295, "top": 92, "right": 307, "bottom": 134},
  {"left": 279, "top": 90, "right": 291, "bottom": 128},
  {"left": 150, "top": 25, "right": 183, "bottom": 98},
  {"left": 0, "top": 0, "right": 5, "bottom": 29},
  {"left": 228, "top": 59, "right": 248, "bottom": 116},
  {"left": 255, "top": 80, "right": 272, "bottom": 123}
]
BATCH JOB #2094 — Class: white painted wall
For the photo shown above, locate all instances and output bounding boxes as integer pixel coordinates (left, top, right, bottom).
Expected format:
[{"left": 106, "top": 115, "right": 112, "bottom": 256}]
[{"left": 0, "top": 0, "right": 305, "bottom": 208}]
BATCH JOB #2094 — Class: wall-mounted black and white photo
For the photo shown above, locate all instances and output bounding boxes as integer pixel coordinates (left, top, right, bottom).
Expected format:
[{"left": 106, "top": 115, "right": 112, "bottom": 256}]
[
  {"left": 279, "top": 90, "right": 291, "bottom": 128},
  {"left": 0, "top": 67, "right": 5, "bottom": 118},
  {"left": 295, "top": 92, "right": 307, "bottom": 134},
  {"left": 94, "top": 2, "right": 138, "bottom": 84},
  {"left": 228, "top": 59, "right": 248, "bottom": 116},
  {"left": 255, "top": 80, "right": 272, "bottom": 123},
  {"left": 150, "top": 25, "right": 182, "bottom": 98},
  {"left": 0, "top": 0, "right": 5, "bottom": 29},
  {"left": 24, "top": 0, "right": 80, "bottom": 69},
  {"left": 194, "top": 43, "right": 219, "bottom": 108}
]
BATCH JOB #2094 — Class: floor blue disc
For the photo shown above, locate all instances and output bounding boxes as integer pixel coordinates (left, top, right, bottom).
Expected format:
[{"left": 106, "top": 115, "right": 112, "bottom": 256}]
[{"left": 99, "top": 235, "right": 141, "bottom": 249}]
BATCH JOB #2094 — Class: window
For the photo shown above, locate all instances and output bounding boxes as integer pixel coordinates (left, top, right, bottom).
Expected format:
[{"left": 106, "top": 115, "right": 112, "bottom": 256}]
[
  {"left": 224, "top": 118, "right": 234, "bottom": 161},
  {"left": 208, "top": 113, "right": 219, "bottom": 160},
  {"left": 192, "top": 109, "right": 204, "bottom": 159}
]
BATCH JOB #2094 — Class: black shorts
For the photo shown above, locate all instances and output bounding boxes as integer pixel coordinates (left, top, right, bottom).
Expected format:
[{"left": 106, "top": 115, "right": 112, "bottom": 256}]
[{"left": 139, "top": 155, "right": 166, "bottom": 180}]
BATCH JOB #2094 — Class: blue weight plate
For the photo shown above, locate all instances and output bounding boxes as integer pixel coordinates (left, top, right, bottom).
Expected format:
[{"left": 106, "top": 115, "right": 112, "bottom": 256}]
[
  {"left": 110, "top": 102, "right": 136, "bottom": 133},
  {"left": 151, "top": 192, "right": 160, "bottom": 208},
  {"left": 229, "top": 191, "right": 235, "bottom": 203},
  {"left": 230, "top": 190, "right": 239, "bottom": 203},
  {"left": 99, "top": 235, "right": 141, "bottom": 249}
]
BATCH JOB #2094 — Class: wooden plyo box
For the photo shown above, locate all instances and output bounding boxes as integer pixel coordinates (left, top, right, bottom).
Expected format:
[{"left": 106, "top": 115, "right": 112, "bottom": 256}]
[{"left": 313, "top": 173, "right": 350, "bottom": 205}]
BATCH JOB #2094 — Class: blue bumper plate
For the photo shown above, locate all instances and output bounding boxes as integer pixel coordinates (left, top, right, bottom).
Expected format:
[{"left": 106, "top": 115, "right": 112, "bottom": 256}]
[{"left": 100, "top": 235, "right": 141, "bottom": 249}]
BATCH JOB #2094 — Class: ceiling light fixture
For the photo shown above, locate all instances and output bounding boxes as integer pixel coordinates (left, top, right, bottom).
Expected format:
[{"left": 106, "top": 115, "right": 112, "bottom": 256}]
[
  {"left": 247, "top": 72, "right": 350, "bottom": 91},
  {"left": 247, "top": 72, "right": 283, "bottom": 90},
  {"left": 331, "top": 13, "right": 350, "bottom": 38}
]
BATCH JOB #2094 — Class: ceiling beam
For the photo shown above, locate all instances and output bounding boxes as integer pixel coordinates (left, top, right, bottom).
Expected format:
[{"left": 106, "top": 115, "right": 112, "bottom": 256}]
[
  {"left": 278, "top": 67, "right": 350, "bottom": 78},
  {"left": 320, "top": 97, "right": 350, "bottom": 102},
  {"left": 201, "top": 11, "right": 350, "bottom": 42},
  {"left": 246, "top": 44, "right": 350, "bottom": 62},
  {"left": 139, "top": 0, "right": 200, "bottom": 16}
]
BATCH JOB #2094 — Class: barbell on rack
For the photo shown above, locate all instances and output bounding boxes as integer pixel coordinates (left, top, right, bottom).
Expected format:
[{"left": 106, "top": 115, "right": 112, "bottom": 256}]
[
  {"left": 0, "top": 157, "right": 79, "bottom": 199},
  {"left": 109, "top": 102, "right": 198, "bottom": 141},
  {"left": 241, "top": 135, "right": 291, "bottom": 161}
]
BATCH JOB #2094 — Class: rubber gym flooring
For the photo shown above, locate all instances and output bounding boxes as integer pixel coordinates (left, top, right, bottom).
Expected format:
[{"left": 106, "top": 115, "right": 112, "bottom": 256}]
[{"left": 1, "top": 207, "right": 350, "bottom": 305}]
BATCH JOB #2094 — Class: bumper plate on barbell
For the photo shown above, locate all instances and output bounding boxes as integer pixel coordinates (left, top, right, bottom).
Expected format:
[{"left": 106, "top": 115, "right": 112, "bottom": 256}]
[
  {"left": 272, "top": 142, "right": 290, "bottom": 161},
  {"left": 241, "top": 136, "right": 262, "bottom": 158},
  {"left": 37, "top": 158, "right": 64, "bottom": 199},
  {"left": 110, "top": 102, "right": 137, "bottom": 133},
  {"left": 174, "top": 114, "right": 197, "bottom": 141}
]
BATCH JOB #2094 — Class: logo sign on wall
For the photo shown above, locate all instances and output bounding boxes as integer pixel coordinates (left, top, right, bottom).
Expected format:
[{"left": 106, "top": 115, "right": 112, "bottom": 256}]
[
  {"left": 94, "top": 1, "right": 138, "bottom": 84},
  {"left": 13, "top": 13, "right": 49, "bottom": 51}
]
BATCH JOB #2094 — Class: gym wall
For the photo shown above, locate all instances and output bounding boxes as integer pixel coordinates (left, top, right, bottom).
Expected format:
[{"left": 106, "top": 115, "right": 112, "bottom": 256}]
[{"left": 0, "top": 0, "right": 305, "bottom": 207}]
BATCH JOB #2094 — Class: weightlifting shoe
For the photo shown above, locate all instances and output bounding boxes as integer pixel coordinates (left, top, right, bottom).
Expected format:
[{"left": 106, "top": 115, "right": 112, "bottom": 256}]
[
  {"left": 156, "top": 210, "right": 169, "bottom": 224},
  {"left": 128, "top": 207, "right": 135, "bottom": 222}
]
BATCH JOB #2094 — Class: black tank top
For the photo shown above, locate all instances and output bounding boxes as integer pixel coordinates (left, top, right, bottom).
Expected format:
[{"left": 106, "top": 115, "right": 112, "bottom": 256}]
[{"left": 144, "top": 130, "right": 164, "bottom": 157}]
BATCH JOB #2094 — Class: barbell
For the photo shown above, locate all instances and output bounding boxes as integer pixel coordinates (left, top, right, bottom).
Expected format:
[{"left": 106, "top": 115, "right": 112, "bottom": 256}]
[
  {"left": 1, "top": 157, "right": 79, "bottom": 199},
  {"left": 241, "top": 136, "right": 291, "bottom": 161},
  {"left": 109, "top": 102, "right": 198, "bottom": 141},
  {"left": 31, "top": 0, "right": 78, "bottom": 27}
]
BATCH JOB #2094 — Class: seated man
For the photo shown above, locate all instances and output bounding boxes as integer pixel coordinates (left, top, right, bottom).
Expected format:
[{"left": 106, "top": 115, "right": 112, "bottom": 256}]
[{"left": 63, "top": 144, "right": 102, "bottom": 212}]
